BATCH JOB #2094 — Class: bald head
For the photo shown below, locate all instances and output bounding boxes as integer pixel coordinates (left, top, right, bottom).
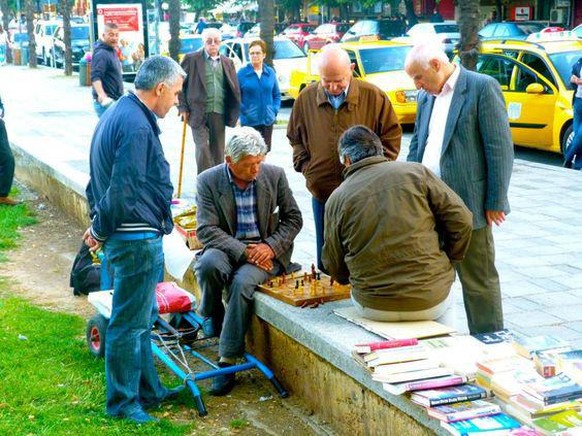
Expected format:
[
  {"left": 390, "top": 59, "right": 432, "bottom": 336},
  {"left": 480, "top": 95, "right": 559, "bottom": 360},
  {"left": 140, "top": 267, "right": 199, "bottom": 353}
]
[{"left": 317, "top": 44, "right": 353, "bottom": 96}]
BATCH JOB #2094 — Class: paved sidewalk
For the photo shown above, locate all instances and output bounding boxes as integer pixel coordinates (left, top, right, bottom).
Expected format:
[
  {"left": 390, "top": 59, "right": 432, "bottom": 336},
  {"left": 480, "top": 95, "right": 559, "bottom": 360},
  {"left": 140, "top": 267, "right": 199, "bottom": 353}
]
[{"left": 2, "top": 64, "right": 582, "bottom": 347}]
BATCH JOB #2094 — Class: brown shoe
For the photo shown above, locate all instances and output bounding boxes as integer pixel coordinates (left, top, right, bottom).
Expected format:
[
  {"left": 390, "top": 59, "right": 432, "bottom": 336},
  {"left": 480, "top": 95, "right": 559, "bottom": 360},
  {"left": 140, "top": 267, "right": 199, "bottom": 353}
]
[{"left": 0, "top": 196, "right": 21, "bottom": 206}]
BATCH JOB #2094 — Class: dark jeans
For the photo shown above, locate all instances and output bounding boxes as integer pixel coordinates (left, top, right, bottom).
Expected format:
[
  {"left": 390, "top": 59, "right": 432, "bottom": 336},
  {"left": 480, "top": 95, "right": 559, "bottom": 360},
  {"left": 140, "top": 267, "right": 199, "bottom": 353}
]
[
  {"left": 194, "top": 248, "right": 280, "bottom": 358},
  {"left": 103, "top": 235, "right": 169, "bottom": 417},
  {"left": 191, "top": 112, "right": 226, "bottom": 175},
  {"left": 248, "top": 124, "right": 274, "bottom": 152},
  {"left": 455, "top": 225, "right": 504, "bottom": 334},
  {"left": 312, "top": 197, "right": 326, "bottom": 272},
  {"left": 565, "top": 98, "right": 582, "bottom": 169},
  {"left": 0, "top": 118, "right": 15, "bottom": 197}
]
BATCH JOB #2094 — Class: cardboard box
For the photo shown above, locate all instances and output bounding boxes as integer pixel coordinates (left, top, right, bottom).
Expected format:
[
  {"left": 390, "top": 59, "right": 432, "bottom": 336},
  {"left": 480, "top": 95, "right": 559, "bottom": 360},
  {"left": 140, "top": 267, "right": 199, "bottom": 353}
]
[{"left": 174, "top": 224, "right": 203, "bottom": 251}]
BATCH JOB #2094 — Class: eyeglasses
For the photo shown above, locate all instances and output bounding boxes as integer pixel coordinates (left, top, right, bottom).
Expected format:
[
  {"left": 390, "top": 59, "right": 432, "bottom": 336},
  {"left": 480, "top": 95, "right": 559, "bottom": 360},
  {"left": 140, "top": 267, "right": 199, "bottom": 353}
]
[
  {"left": 249, "top": 51, "right": 264, "bottom": 56},
  {"left": 205, "top": 38, "right": 221, "bottom": 44}
]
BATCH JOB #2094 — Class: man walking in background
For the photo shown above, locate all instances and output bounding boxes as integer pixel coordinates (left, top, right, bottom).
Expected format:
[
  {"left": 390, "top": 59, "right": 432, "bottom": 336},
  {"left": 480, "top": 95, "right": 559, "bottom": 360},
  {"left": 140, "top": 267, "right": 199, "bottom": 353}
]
[
  {"left": 405, "top": 41, "right": 514, "bottom": 334},
  {"left": 179, "top": 28, "right": 240, "bottom": 174},
  {"left": 91, "top": 22, "right": 124, "bottom": 117},
  {"left": 287, "top": 44, "right": 401, "bottom": 272}
]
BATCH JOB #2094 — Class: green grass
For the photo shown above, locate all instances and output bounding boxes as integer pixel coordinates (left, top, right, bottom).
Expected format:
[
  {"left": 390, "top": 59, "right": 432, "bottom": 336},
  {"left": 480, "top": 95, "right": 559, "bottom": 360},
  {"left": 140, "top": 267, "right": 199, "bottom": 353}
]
[
  {"left": 0, "top": 196, "right": 195, "bottom": 434},
  {"left": 229, "top": 418, "right": 249, "bottom": 429}
]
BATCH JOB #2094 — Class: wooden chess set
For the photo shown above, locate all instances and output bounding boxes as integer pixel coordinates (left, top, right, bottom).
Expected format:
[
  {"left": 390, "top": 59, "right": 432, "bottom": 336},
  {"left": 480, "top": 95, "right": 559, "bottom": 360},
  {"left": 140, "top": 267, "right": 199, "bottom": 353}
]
[{"left": 257, "top": 265, "right": 351, "bottom": 307}]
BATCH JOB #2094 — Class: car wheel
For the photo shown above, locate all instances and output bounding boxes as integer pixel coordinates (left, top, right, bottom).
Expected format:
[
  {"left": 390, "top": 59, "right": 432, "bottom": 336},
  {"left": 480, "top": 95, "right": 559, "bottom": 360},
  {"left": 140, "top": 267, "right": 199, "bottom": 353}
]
[
  {"left": 303, "top": 42, "right": 310, "bottom": 54},
  {"left": 561, "top": 124, "right": 574, "bottom": 156}
]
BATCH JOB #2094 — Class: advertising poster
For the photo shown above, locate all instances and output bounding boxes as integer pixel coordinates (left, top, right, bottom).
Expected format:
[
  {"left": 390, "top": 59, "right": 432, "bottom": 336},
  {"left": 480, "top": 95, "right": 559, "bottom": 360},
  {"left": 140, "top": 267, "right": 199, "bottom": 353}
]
[{"left": 95, "top": 3, "right": 145, "bottom": 73}]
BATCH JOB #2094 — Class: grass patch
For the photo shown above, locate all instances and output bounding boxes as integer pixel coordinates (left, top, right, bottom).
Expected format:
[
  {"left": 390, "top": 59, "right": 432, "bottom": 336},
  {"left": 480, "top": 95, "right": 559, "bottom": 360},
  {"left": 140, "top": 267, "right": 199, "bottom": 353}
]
[
  {"left": 0, "top": 195, "right": 36, "bottom": 260},
  {"left": 229, "top": 418, "right": 249, "bottom": 429},
  {"left": 0, "top": 294, "right": 195, "bottom": 434}
]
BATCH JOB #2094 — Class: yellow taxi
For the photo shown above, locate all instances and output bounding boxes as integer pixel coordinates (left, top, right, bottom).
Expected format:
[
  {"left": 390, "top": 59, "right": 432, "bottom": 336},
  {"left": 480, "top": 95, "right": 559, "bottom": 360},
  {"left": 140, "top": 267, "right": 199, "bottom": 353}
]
[
  {"left": 288, "top": 41, "right": 418, "bottom": 125},
  {"left": 471, "top": 34, "right": 582, "bottom": 155}
]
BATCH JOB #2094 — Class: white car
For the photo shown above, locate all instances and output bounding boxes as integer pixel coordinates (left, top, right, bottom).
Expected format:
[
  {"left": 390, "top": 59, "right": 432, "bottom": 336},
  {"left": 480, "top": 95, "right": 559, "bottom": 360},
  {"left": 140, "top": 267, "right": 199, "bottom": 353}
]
[
  {"left": 34, "top": 19, "right": 61, "bottom": 65},
  {"left": 220, "top": 37, "right": 307, "bottom": 100},
  {"left": 396, "top": 21, "right": 460, "bottom": 59}
]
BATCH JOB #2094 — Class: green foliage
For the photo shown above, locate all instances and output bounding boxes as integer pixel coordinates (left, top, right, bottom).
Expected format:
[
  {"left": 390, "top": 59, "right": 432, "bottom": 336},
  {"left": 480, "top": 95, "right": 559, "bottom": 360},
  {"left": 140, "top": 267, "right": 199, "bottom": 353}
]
[
  {"left": 0, "top": 197, "right": 36, "bottom": 254},
  {"left": 0, "top": 296, "right": 195, "bottom": 434},
  {"left": 229, "top": 418, "right": 249, "bottom": 429}
]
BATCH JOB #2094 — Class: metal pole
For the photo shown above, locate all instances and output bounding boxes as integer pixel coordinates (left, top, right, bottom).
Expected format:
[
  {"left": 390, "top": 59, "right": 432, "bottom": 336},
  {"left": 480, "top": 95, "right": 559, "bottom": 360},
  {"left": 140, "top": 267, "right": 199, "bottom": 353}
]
[{"left": 176, "top": 118, "right": 187, "bottom": 198}]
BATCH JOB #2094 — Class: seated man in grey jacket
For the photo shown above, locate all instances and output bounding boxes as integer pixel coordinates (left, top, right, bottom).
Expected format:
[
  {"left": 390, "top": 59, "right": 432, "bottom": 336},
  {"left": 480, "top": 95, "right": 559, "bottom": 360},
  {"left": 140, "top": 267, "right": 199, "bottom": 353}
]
[
  {"left": 322, "top": 125, "right": 473, "bottom": 322},
  {"left": 194, "top": 127, "right": 303, "bottom": 395}
]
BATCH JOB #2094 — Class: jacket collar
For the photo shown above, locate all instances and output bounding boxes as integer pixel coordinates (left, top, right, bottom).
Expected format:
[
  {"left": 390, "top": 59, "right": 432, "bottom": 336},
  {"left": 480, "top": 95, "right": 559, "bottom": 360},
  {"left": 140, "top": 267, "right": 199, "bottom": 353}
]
[
  {"left": 127, "top": 91, "right": 161, "bottom": 136},
  {"left": 343, "top": 155, "right": 387, "bottom": 178},
  {"left": 316, "top": 78, "right": 360, "bottom": 110}
]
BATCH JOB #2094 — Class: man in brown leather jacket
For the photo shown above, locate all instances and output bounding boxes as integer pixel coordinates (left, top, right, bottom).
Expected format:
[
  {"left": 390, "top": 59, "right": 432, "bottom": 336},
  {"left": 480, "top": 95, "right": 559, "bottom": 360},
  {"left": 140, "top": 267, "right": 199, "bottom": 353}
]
[{"left": 323, "top": 126, "right": 472, "bottom": 321}]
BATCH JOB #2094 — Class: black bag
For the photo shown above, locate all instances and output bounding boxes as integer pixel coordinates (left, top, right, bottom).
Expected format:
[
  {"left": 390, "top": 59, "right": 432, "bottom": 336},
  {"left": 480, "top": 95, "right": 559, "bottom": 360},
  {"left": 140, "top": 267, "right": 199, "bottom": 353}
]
[{"left": 70, "top": 242, "right": 101, "bottom": 296}]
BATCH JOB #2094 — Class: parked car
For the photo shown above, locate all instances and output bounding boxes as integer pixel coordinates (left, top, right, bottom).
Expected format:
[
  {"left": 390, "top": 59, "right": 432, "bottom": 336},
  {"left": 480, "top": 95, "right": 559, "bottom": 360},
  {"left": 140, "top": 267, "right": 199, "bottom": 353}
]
[
  {"left": 34, "top": 19, "right": 61, "bottom": 65},
  {"left": 161, "top": 35, "right": 204, "bottom": 62},
  {"left": 461, "top": 35, "right": 582, "bottom": 155},
  {"left": 400, "top": 21, "right": 460, "bottom": 59},
  {"left": 279, "top": 23, "right": 316, "bottom": 50},
  {"left": 340, "top": 19, "right": 405, "bottom": 43},
  {"left": 220, "top": 36, "right": 308, "bottom": 100},
  {"left": 302, "top": 22, "right": 351, "bottom": 53},
  {"left": 49, "top": 23, "right": 90, "bottom": 68},
  {"left": 289, "top": 41, "right": 418, "bottom": 125},
  {"left": 243, "top": 23, "right": 276, "bottom": 39},
  {"left": 478, "top": 21, "right": 546, "bottom": 40}
]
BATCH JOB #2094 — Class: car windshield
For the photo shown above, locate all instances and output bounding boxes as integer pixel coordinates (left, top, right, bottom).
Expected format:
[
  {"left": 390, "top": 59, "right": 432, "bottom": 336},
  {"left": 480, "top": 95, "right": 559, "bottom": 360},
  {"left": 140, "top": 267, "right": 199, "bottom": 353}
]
[
  {"left": 180, "top": 38, "right": 203, "bottom": 54},
  {"left": 72, "top": 26, "right": 89, "bottom": 40},
  {"left": 549, "top": 50, "right": 582, "bottom": 86},
  {"left": 359, "top": 46, "right": 411, "bottom": 74},
  {"left": 46, "top": 24, "right": 58, "bottom": 36},
  {"left": 433, "top": 24, "right": 459, "bottom": 33},
  {"left": 337, "top": 24, "right": 350, "bottom": 33},
  {"left": 516, "top": 23, "right": 545, "bottom": 35},
  {"left": 242, "top": 39, "right": 306, "bottom": 59}
]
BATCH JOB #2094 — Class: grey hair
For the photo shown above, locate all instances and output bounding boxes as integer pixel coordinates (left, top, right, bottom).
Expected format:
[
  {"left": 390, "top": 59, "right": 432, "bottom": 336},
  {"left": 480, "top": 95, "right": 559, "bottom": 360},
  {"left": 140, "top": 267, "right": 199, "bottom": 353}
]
[
  {"left": 338, "top": 125, "right": 383, "bottom": 165},
  {"left": 225, "top": 127, "right": 267, "bottom": 163},
  {"left": 317, "top": 43, "right": 351, "bottom": 70},
  {"left": 404, "top": 40, "right": 449, "bottom": 70},
  {"left": 134, "top": 56, "right": 186, "bottom": 90},
  {"left": 201, "top": 27, "right": 222, "bottom": 41}
]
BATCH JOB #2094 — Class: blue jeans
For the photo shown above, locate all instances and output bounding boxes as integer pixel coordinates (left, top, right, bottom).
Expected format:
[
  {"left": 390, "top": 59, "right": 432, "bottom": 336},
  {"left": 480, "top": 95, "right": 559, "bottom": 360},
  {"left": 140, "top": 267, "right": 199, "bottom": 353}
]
[
  {"left": 194, "top": 248, "right": 280, "bottom": 358},
  {"left": 565, "top": 98, "right": 582, "bottom": 169},
  {"left": 103, "top": 235, "right": 168, "bottom": 416},
  {"left": 93, "top": 99, "right": 109, "bottom": 118},
  {"left": 312, "top": 197, "right": 326, "bottom": 272}
]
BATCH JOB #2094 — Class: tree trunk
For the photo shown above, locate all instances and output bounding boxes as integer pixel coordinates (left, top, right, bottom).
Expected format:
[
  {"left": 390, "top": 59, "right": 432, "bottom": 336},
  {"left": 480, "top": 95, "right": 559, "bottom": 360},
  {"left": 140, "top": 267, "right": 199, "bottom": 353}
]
[
  {"left": 168, "top": 0, "right": 180, "bottom": 61},
  {"left": 25, "top": 0, "right": 37, "bottom": 68},
  {"left": 457, "top": 0, "right": 480, "bottom": 71},
  {"left": 0, "top": 0, "right": 12, "bottom": 63},
  {"left": 258, "top": 0, "right": 275, "bottom": 67},
  {"left": 59, "top": 0, "right": 72, "bottom": 75}
]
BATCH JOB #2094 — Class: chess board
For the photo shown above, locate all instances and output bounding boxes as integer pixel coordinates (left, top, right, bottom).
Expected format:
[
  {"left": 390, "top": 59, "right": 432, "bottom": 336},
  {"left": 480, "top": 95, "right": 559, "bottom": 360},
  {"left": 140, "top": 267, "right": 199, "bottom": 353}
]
[{"left": 257, "top": 271, "right": 351, "bottom": 307}]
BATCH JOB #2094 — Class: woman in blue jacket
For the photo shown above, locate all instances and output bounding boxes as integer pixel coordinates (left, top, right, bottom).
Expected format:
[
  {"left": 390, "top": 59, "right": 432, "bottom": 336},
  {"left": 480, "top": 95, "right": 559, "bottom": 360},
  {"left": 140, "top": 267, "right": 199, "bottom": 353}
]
[{"left": 237, "top": 39, "right": 281, "bottom": 151}]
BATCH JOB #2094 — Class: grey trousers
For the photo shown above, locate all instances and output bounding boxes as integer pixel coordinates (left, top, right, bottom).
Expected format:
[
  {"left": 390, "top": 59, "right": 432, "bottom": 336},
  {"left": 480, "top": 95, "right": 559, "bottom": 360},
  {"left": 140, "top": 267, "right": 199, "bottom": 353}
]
[
  {"left": 194, "top": 248, "right": 279, "bottom": 358},
  {"left": 191, "top": 112, "right": 226, "bottom": 175},
  {"left": 456, "top": 225, "right": 504, "bottom": 334}
]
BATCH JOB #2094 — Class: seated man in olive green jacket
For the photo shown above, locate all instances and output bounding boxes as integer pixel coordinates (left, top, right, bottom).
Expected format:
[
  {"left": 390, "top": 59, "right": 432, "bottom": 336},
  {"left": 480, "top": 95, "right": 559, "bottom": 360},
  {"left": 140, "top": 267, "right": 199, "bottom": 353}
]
[{"left": 322, "top": 125, "right": 473, "bottom": 322}]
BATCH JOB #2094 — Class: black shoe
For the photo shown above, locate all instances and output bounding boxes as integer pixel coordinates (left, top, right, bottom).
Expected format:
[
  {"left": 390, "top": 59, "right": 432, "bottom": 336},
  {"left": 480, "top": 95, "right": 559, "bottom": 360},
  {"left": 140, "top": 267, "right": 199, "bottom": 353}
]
[
  {"left": 142, "top": 386, "right": 184, "bottom": 410},
  {"left": 209, "top": 362, "right": 236, "bottom": 396}
]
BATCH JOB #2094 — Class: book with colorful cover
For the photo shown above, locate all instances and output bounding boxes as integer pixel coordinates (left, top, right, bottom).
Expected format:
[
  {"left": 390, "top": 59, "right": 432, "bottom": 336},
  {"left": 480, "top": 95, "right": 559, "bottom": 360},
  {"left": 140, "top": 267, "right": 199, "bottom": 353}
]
[
  {"left": 427, "top": 399, "right": 501, "bottom": 423},
  {"left": 490, "top": 367, "right": 545, "bottom": 402},
  {"left": 353, "top": 338, "right": 418, "bottom": 354},
  {"left": 512, "top": 334, "right": 571, "bottom": 359},
  {"left": 475, "top": 355, "right": 532, "bottom": 377},
  {"left": 509, "top": 392, "right": 582, "bottom": 419},
  {"left": 409, "top": 383, "right": 487, "bottom": 407},
  {"left": 531, "top": 408, "right": 582, "bottom": 435},
  {"left": 522, "top": 373, "right": 582, "bottom": 406},
  {"left": 365, "top": 345, "right": 429, "bottom": 368},
  {"left": 440, "top": 413, "right": 521, "bottom": 435},
  {"left": 383, "top": 374, "right": 468, "bottom": 396},
  {"left": 557, "top": 349, "right": 582, "bottom": 383}
]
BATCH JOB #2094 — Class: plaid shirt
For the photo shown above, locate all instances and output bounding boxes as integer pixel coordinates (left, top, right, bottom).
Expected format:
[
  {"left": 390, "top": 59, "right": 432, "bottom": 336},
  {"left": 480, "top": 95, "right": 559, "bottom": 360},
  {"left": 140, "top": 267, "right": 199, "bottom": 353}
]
[{"left": 227, "top": 166, "right": 261, "bottom": 242}]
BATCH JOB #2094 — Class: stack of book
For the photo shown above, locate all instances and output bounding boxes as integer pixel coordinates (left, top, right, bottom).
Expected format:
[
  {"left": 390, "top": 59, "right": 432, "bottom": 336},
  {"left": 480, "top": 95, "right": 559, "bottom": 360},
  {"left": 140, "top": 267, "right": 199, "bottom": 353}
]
[
  {"left": 409, "top": 383, "right": 488, "bottom": 407},
  {"left": 531, "top": 408, "right": 582, "bottom": 435},
  {"left": 352, "top": 338, "right": 473, "bottom": 396},
  {"left": 556, "top": 349, "right": 582, "bottom": 384},
  {"left": 512, "top": 334, "right": 571, "bottom": 359},
  {"left": 520, "top": 373, "right": 582, "bottom": 408},
  {"left": 440, "top": 413, "right": 522, "bottom": 435}
]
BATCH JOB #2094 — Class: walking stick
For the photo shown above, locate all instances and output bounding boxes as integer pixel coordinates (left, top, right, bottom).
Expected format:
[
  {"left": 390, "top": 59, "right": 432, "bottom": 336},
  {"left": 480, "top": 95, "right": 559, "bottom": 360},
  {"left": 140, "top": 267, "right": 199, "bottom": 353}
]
[{"left": 177, "top": 117, "right": 187, "bottom": 198}]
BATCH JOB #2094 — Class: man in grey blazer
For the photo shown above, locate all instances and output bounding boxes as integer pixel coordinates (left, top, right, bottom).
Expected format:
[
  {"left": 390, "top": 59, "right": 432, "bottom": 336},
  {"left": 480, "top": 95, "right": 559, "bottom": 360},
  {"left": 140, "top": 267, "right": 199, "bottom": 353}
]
[
  {"left": 178, "top": 28, "right": 241, "bottom": 174},
  {"left": 405, "top": 42, "right": 514, "bottom": 334},
  {"left": 194, "top": 127, "right": 303, "bottom": 395}
]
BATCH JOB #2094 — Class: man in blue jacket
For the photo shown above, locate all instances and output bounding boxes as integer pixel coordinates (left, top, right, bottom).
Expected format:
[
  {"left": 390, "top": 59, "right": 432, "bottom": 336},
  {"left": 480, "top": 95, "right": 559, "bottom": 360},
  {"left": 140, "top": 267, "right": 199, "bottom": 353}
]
[{"left": 84, "top": 56, "right": 186, "bottom": 424}]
